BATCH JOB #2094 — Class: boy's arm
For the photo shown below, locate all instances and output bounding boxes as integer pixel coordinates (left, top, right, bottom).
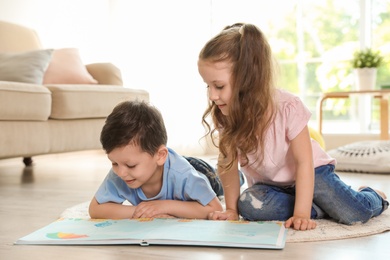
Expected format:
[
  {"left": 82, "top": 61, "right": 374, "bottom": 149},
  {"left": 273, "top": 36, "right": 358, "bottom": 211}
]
[
  {"left": 89, "top": 196, "right": 223, "bottom": 219},
  {"left": 132, "top": 197, "right": 223, "bottom": 219},
  {"left": 89, "top": 197, "right": 137, "bottom": 219}
]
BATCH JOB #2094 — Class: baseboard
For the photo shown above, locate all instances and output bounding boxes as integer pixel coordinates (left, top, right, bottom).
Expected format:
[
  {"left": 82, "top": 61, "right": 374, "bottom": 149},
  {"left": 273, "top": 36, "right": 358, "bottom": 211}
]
[{"left": 171, "top": 133, "right": 385, "bottom": 156}]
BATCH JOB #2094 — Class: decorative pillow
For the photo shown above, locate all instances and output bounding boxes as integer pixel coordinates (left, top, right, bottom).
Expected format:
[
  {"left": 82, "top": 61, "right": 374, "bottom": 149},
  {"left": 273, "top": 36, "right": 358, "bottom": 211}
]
[
  {"left": 0, "top": 49, "right": 53, "bottom": 84},
  {"left": 309, "top": 126, "right": 326, "bottom": 149},
  {"left": 327, "top": 140, "right": 390, "bottom": 173},
  {"left": 43, "top": 48, "right": 98, "bottom": 84}
]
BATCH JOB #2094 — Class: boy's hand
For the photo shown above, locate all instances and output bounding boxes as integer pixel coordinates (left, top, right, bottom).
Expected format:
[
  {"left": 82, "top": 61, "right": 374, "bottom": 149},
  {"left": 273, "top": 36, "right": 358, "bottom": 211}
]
[
  {"left": 132, "top": 201, "right": 166, "bottom": 219},
  {"left": 153, "top": 214, "right": 176, "bottom": 219},
  {"left": 208, "top": 209, "right": 239, "bottom": 220},
  {"left": 285, "top": 216, "right": 316, "bottom": 230}
]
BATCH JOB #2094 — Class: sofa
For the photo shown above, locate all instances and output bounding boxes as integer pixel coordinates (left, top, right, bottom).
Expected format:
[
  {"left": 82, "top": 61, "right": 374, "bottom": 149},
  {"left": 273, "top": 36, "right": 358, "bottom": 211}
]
[{"left": 0, "top": 20, "right": 149, "bottom": 166}]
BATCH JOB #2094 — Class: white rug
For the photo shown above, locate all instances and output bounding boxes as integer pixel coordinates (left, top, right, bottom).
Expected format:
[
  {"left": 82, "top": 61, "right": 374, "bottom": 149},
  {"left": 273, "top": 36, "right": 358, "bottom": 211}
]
[{"left": 61, "top": 201, "right": 390, "bottom": 243}]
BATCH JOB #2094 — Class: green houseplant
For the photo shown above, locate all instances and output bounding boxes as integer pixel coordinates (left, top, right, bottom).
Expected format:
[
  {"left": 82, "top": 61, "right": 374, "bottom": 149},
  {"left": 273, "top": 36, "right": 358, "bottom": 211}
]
[
  {"left": 352, "top": 48, "right": 383, "bottom": 68},
  {"left": 352, "top": 48, "right": 383, "bottom": 90}
]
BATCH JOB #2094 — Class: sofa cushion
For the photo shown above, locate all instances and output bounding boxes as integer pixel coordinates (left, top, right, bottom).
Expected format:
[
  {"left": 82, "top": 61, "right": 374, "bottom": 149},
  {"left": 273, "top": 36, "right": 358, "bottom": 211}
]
[
  {"left": 0, "top": 81, "right": 51, "bottom": 120},
  {"left": 46, "top": 85, "right": 149, "bottom": 119},
  {"left": 43, "top": 48, "right": 98, "bottom": 84},
  {"left": 0, "top": 49, "right": 53, "bottom": 84},
  {"left": 327, "top": 140, "right": 390, "bottom": 173},
  {"left": 0, "top": 21, "right": 42, "bottom": 52}
]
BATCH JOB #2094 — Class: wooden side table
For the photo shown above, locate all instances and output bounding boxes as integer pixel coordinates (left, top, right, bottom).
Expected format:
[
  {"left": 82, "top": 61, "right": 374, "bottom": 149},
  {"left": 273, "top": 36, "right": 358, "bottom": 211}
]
[{"left": 316, "top": 89, "right": 390, "bottom": 140}]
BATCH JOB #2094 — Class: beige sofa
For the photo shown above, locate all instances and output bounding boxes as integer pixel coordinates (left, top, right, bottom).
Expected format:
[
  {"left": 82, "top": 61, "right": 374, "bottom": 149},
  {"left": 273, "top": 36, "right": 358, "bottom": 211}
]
[{"left": 0, "top": 20, "right": 149, "bottom": 166}]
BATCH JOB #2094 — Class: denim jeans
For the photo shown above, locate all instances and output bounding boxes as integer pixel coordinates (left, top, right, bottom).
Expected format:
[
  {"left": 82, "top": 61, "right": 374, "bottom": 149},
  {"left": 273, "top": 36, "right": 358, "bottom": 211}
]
[
  {"left": 238, "top": 164, "right": 389, "bottom": 224},
  {"left": 183, "top": 156, "right": 245, "bottom": 197}
]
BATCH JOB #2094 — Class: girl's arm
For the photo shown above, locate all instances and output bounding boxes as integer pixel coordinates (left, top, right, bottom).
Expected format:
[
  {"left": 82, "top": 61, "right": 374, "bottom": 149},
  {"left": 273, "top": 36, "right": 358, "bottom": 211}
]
[
  {"left": 208, "top": 153, "right": 241, "bottom": 220},
  {"left": 285, "top": 125, "right": 317, "bottom": 230}
]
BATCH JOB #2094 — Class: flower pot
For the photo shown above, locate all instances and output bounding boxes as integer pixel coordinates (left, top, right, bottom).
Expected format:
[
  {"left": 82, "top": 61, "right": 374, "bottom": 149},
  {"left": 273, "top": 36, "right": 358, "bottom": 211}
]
[{"left": 353, "top": 68, "right": 377, "bottom": 90}]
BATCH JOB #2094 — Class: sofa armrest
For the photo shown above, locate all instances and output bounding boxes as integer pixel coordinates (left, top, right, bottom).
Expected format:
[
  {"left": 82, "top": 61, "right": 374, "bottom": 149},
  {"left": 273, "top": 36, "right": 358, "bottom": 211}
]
[{"left": 85, "top": 63, "right": 123, "bottom": 86}]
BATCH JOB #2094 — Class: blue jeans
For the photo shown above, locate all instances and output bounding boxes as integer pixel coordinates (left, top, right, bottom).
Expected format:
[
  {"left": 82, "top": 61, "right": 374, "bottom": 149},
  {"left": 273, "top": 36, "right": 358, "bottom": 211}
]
[{"left": 238, "top": 164, "right": 389, "bottom": 224}]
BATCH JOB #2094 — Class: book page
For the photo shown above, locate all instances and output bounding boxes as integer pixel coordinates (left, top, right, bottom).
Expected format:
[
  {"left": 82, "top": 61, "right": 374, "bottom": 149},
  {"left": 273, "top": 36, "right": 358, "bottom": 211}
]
[{"left": 15, "top": 218, "right": 287, "bottom": 249}]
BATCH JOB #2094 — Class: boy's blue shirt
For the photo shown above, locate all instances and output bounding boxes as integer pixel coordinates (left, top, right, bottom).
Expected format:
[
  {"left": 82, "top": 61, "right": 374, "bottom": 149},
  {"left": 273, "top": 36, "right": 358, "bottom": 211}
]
[{"left": 94, "top": 148, "right": 217, "bottom": 206}]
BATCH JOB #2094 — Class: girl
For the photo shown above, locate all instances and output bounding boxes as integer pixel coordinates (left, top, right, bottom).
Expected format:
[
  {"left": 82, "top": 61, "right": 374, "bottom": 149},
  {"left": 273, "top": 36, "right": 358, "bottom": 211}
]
[{"left": 197, "top": 23, "right": 388, "bottom": 231}]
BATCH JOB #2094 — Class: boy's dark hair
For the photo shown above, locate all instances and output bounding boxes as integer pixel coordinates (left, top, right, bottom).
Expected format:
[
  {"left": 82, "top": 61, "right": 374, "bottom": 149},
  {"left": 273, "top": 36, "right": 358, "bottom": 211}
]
[{"left": 100, "top": 100, "right": 168, "bottom": 155}]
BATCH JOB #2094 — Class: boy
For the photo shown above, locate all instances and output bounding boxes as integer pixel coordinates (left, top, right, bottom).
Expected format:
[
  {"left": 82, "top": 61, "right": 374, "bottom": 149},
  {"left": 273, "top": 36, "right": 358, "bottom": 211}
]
[{"left": 89, "top": 100, "right": 223, "bottom": 219}]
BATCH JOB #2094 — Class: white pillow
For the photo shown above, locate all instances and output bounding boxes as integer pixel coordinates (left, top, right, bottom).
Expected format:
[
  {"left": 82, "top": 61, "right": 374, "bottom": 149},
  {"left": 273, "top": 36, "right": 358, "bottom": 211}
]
[{"left": 327, "top": 140, "right": 390, "bottom": 173}]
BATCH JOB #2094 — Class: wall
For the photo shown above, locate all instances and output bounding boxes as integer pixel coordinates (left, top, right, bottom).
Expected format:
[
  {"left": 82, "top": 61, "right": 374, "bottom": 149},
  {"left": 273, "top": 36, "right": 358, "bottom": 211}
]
[
  {"left": 3, "top": 0, "right": 377, "bottom": 155},
  {"left": 0, "top": 0, "right": 214, "bottom": 155},
  {"left": 0, "top": 0, "right": 112, "bottom": 63}
]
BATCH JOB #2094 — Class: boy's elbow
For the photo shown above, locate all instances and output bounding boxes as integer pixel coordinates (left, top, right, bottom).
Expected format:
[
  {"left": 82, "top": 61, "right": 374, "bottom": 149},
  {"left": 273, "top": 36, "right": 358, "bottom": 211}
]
[
  {"left": 88, "top": 198, "right": 100, "bottom": 219},
  {"left": 89, "top": 206, "right": 99, "bottom": 219},
  {"left": 89, "top": 210, "right": 96, "bottom": 219},
  {"left": 88, "top": 205, "right": 97, "bottom": 218}
]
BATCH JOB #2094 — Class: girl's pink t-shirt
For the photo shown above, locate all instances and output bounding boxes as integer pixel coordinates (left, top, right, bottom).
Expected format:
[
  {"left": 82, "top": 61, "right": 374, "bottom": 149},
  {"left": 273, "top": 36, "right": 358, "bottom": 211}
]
[{"left": 240, "top": 89, "right": 336, "bottom": 187}]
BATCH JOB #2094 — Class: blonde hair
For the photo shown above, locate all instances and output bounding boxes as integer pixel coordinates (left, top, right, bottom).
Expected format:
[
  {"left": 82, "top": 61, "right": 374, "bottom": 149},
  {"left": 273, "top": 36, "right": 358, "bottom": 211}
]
[{"left": 199, "top": 23, "right": 276, "bottom": 172}]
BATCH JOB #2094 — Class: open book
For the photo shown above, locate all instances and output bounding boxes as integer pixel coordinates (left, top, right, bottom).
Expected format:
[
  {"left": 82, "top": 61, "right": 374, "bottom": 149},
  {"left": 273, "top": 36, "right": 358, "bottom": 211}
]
[{"left": 15, "top": 218, "right": 287, "bottom": 249}]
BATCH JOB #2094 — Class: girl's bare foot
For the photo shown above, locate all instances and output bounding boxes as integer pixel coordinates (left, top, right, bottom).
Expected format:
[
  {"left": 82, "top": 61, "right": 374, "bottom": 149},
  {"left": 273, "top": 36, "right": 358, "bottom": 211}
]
[{"left": 359, "top": 186, "right": 387, "bottom": 200}]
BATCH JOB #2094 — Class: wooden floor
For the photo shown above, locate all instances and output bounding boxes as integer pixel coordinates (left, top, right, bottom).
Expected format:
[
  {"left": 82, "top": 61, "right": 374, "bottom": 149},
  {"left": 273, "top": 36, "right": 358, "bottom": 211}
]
[{"left": 1, "top": 150, "right": 389, "bottom": 260}]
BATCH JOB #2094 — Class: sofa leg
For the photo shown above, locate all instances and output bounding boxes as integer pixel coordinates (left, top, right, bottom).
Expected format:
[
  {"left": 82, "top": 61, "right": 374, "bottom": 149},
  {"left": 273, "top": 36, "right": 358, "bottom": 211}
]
[{"left": 23, "top": 157, "right": 33, "bottom": 166}]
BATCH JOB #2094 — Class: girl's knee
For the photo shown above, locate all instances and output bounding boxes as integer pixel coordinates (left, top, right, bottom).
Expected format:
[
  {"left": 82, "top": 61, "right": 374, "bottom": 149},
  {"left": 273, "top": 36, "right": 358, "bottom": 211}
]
[
  {"left": 238, "top": 190, "right": 265, "bottom": 220},
  {"left": 237, "top": 187, "right": 293, "bottom": 221},
  {"left": 239, "top": 188, "right": 265, "bottom": 209}
]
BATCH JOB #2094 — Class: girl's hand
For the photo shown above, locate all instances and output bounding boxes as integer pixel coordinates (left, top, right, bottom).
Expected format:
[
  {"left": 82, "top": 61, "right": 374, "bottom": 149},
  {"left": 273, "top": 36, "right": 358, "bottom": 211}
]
[
  {"left": 285, "top": 216, "right": 316, "bottom": 230},
  {"left": 208, "top": 209, "right": 239, "bottom": 220}
]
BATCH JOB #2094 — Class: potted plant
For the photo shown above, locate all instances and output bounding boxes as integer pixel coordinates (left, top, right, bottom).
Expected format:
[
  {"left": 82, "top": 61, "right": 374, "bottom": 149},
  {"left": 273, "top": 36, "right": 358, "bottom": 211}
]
[{"left": 352, "top": 48, "right": 384, "bottom": 90}]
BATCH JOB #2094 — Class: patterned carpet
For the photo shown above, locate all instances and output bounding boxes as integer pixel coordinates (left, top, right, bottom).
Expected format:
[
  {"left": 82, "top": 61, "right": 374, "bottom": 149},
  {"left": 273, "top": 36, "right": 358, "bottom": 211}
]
[{"left": 61, "top": 201, "right": 390, "bottom": 243}]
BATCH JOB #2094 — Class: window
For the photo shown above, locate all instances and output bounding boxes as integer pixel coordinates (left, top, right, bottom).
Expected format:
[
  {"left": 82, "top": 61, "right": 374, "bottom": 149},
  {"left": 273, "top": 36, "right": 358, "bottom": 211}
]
[
  {"left": 266, "top": 0, "right": 390, "bottom": 134},
  {"left": 110, "top": 0, "right": 390, "bottom": 153},
  {"left": 211, "top": 0, "right": 390, "bottom": 134}
]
